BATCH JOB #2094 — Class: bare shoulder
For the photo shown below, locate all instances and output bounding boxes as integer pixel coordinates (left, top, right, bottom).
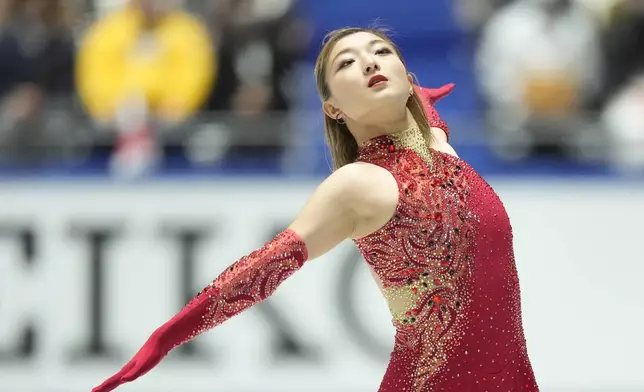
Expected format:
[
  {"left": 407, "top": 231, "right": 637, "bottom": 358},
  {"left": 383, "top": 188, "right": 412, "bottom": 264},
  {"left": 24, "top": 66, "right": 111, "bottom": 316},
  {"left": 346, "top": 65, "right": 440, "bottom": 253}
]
[
  {"left": 331, "top": 162, "right": 400, "bottom": 239},
  {"left": 329, "top": 162, "right": 398, "bottom": 203},
  {"left": 431, "top": 127, "right": 449, "bottom": 144},
  {"left": 287, "top": 162, "right": 398, "bottom": 258},
  {"left": 430, "top": 127, "right": 459, "bottom": 158}
]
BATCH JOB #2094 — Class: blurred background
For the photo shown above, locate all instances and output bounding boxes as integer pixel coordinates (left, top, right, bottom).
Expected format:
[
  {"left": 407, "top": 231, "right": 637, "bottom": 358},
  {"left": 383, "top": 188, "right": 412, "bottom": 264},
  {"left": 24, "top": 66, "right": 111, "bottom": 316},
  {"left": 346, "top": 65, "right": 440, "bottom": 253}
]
[{"left": 0, "top": 0, "right": 642, "bottom": 391}]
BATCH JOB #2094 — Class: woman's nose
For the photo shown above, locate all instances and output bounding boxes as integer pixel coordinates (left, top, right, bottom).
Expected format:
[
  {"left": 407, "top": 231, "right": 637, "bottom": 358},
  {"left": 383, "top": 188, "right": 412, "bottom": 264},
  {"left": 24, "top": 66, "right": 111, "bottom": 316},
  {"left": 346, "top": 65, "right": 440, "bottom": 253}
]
[{"left": 363, "top": 59, "right": 380, "bottom": 74}]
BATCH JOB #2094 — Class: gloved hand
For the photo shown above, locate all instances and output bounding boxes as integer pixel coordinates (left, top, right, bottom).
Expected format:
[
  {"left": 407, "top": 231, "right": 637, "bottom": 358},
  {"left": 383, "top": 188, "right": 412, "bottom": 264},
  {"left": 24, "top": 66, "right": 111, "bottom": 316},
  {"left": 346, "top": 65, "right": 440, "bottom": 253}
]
[{"left": 91, "top": 329, "right": 166, "bottom": 392}]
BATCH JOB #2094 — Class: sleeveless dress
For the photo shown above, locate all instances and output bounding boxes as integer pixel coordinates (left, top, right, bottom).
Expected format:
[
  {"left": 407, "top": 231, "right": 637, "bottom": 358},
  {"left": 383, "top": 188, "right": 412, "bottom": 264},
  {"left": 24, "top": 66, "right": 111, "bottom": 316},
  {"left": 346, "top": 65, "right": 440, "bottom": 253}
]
[{"left": 353, "top": 125, "right": 540, "bottom": 391}]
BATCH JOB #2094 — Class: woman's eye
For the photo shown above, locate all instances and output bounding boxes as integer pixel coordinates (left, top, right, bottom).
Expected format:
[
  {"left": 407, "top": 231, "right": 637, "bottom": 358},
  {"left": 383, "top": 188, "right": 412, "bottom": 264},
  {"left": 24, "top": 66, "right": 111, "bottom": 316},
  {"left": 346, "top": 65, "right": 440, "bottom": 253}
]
[
  {"left": 376, "top": 47, "right": 392, "bottom": 55},
  {"left": 338, "top": 59, "right": 354, "bottom": 70}
]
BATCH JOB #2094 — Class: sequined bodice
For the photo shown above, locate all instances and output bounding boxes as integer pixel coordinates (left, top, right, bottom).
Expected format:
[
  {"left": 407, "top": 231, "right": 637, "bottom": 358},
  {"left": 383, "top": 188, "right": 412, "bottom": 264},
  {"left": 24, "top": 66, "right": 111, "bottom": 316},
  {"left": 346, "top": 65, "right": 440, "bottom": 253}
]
[{"left": 353, "top": 126, "right": 537, "bottom": 391}]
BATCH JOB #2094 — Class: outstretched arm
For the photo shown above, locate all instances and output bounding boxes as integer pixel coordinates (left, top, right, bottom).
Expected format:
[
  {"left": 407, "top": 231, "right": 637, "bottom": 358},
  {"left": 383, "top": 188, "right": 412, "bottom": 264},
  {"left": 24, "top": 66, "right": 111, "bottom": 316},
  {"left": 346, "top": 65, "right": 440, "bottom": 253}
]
[{"left": 91, "top": 164, "right": 368, "bottom": 392}]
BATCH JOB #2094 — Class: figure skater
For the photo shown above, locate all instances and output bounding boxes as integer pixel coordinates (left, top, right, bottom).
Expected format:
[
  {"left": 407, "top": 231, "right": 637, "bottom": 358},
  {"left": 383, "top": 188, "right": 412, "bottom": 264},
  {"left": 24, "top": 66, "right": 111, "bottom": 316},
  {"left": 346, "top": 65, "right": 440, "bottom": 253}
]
[{"left": 92, "top": 27, "right": 539, "bottom": 392}]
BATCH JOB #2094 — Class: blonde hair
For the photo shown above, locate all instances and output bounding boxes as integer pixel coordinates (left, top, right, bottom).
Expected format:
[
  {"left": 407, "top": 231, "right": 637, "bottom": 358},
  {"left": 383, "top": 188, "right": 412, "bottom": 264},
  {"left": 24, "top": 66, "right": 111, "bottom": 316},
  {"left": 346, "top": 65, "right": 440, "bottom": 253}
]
[{"left": 314, "top": 27, "right": 432, "bottom": 171}]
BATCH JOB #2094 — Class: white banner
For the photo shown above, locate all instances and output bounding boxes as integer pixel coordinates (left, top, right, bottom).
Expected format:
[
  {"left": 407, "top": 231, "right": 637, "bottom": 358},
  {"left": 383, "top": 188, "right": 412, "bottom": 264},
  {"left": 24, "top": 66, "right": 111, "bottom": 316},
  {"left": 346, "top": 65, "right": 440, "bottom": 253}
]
[{"left": 0, "top": 179, "right": 643, "bottom": 392}]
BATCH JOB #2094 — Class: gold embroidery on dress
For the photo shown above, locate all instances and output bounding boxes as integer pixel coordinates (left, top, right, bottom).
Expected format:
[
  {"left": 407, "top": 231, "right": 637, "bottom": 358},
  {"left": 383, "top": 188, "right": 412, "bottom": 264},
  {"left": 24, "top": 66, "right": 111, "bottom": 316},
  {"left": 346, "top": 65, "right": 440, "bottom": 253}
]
[
  {"left": 389, "top": 124, "right": 433, "bottom": 167},
  {"left": 383, "top": 274, "right": 451, "bottom": 324}
]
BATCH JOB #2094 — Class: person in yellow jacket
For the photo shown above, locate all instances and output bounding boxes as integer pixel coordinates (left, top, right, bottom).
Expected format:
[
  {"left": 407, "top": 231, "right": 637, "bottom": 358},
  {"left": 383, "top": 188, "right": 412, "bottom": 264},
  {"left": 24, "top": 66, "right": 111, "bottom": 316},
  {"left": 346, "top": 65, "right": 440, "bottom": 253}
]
[{"left": 76, "top": 0, "right": 216, "bottom": 125}]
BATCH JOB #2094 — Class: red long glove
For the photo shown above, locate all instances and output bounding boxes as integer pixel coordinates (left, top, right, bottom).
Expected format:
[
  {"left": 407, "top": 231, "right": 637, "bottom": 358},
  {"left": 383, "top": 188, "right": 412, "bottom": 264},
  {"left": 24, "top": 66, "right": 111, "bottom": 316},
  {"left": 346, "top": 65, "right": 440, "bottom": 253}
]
[
  {"left": 91, "top": 229, "right": 309, "bottom": 392},
  {"left": 414, "top": 83, "right": 455, "bottom": 140}
]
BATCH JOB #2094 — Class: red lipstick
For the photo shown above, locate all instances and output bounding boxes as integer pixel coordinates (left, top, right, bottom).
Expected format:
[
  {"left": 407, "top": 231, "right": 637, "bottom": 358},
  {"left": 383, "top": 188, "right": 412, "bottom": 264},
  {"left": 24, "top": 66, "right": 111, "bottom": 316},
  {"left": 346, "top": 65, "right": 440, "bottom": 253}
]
[{"left": 368, "top": 74, "right": 389, "bottom": 88}]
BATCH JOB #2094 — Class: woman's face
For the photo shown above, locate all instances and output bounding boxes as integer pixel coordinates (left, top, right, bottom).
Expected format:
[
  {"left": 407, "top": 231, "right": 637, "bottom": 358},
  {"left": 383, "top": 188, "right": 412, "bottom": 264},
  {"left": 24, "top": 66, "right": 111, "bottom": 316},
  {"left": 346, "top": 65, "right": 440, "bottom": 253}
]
[{"left": 323, "top": 31, "right": 413, "bottom": 124}]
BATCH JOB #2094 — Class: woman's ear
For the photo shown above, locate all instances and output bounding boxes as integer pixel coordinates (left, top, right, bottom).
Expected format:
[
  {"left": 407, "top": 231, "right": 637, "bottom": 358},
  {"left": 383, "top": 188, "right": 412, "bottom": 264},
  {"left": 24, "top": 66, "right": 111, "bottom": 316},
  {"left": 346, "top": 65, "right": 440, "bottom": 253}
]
[{"left": 323, "top": 100, "right": 343, "bottom": 121}]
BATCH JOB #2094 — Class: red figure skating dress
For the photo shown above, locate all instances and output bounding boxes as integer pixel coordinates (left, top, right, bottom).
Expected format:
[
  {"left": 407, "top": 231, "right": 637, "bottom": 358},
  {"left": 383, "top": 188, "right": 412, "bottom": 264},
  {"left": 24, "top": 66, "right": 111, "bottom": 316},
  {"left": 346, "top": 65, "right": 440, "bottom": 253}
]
[
  {"left": 353, "top": 84, "right": 540, "bottom": 391},
  {"left": 92, "top": 84, "right": 539, "bottom": 392}
]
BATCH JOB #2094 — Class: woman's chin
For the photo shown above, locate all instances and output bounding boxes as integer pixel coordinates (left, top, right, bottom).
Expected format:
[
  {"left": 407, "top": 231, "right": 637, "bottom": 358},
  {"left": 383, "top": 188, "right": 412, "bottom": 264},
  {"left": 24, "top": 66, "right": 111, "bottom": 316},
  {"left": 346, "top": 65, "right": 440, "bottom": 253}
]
[{"left": 368, "top": 89, "right": 408, "bottom": 107}]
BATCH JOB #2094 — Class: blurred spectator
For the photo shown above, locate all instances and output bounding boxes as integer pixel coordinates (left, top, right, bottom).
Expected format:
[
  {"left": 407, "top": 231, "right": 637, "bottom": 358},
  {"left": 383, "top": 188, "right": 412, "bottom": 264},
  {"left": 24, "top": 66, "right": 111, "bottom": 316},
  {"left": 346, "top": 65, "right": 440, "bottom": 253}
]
[
  {"left": 602, "top": 76, "right": 644, "bottom": 173},
  {"left": 476, "top": 0, "right": 603, "bottom": 160},
  {"left": 201, "top": 0, "right": 309, "bottom": 163},
  {"left": 602, "top": 0, "right": 644, "bottom": 101},
  {"left": 76, "top": 0, "right": 214, "bottom": 177},
  {"left": 601, "top": 0, "right": 644, "bottom": 172},
  {"left": 455, "top": 0, "right": 514, "bottom": 34},
  {"left": 575, "top": 0, "right": 623, "bottom": 26},
  {"left": 0, "top": 0, "right": 76, "bottom": 162},
  {"left": 77, "top": 0, "right": 214, "bottom": 126}
]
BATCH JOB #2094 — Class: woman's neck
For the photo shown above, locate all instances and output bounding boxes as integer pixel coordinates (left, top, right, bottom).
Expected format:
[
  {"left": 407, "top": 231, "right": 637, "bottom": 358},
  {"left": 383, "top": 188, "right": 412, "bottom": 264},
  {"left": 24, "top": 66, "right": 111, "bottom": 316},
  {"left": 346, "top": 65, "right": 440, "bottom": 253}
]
[{"left": 350, "top": 109, "right": 417, "bottom": 145}]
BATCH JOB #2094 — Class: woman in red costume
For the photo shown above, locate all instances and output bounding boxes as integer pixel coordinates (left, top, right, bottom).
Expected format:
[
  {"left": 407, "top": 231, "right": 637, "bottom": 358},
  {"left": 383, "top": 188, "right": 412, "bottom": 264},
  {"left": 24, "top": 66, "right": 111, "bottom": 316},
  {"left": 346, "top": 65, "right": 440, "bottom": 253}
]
[{"left": 92, "top": 27, "right": 539, "bottom": 392}]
